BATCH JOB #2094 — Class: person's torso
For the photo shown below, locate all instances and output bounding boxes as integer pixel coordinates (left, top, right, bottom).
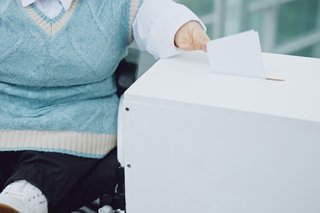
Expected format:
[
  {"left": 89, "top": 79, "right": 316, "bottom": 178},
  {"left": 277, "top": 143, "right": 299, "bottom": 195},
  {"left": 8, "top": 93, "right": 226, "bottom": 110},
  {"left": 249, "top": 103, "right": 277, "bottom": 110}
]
[
  {"left": 0, "top": 0, "right": 132, "bottom": 88},
  {"left": 0, "top": 0, "right": 135, "bottom": 133}
]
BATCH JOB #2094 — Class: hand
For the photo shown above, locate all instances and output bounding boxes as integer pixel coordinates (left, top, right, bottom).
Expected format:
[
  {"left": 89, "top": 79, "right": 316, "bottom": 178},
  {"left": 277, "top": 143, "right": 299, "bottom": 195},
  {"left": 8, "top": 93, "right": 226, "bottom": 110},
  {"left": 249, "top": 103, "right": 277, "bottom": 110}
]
[{"left": 174, "top": 21, "right": 210, "bottom": 52}]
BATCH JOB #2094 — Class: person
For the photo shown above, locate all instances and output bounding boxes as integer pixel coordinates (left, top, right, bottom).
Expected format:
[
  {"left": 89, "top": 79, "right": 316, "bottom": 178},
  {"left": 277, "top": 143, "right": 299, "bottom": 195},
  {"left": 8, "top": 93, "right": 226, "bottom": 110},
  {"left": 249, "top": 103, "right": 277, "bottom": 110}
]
[{"left": 0, "top": 0, "right": 209, "bottom": 212}]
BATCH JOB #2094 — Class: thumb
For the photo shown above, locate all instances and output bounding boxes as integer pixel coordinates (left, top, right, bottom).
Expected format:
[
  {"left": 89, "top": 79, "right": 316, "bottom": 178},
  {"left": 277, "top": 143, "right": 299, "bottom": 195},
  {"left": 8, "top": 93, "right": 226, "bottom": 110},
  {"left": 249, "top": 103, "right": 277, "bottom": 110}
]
[
  {"left": 198, "top": 36, "right": 210, "bottom": 52},
  {"left": 193, "top": 30, "right": 210, "bottom": 52}
]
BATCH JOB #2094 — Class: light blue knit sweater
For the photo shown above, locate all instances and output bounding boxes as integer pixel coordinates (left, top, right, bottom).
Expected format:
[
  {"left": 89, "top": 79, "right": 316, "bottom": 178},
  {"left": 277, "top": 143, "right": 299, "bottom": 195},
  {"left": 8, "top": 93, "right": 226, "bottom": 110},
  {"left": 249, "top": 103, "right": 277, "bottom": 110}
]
[{"left": 0, "top": 0, "right": 141, "bottom": 158}]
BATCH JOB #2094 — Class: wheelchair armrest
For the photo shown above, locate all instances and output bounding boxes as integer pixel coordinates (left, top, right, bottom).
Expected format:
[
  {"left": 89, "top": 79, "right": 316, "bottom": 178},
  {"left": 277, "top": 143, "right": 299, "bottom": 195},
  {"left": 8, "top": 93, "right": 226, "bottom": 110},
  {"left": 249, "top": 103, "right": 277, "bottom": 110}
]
[{"left": 115, "top": 50, "right": 139, "bottom": 97}]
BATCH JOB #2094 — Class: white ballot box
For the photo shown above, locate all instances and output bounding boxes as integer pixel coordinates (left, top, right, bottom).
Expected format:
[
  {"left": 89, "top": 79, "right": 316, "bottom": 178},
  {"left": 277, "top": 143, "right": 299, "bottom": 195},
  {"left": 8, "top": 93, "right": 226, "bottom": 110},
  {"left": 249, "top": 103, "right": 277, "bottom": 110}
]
[{"left": 120, "top": 51, "right": 320, "bottom": 213}]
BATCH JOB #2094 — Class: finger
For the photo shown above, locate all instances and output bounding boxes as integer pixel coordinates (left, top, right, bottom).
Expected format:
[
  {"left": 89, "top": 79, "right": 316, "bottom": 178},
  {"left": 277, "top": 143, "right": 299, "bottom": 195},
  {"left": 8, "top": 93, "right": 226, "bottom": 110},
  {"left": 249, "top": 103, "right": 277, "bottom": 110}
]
[
  {"left": 201, "top": 36, "right": 210, "bottom": 52},
  {"left": 201, "top": 43, "right": 207, "bottom": 52},
  {"left": 177, "top": 40, "right": 194, "bottom": 51},
  {"left": 193, "top": 34, "right": 210, "bottom": 51}
]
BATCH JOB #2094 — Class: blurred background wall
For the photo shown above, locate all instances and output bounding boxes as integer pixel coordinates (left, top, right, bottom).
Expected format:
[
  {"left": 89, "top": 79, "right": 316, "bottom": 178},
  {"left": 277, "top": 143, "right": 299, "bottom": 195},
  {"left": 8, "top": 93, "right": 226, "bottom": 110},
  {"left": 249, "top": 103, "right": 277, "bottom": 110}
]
[
  {"left": 180, "top": 0, "right": 320, "bottom": 57},
  {"left": 135, "top": 0, "right": 320, "bottom": 76}
]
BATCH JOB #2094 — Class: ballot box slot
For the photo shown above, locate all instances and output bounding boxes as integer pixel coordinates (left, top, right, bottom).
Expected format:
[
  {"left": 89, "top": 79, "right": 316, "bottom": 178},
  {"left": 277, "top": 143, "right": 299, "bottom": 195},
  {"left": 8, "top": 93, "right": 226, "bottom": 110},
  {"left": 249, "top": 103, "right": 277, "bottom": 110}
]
[{"left": 265, "top": 77, "right": 285, "bottom": 81}]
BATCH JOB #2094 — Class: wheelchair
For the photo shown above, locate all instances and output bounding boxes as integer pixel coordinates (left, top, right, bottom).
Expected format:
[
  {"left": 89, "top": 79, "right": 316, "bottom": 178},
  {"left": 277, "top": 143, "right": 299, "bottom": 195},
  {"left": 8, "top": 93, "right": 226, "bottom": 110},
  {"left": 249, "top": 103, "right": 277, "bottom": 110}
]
[{"left": 54, "top": 50, "right": 140, "bottom": 213}]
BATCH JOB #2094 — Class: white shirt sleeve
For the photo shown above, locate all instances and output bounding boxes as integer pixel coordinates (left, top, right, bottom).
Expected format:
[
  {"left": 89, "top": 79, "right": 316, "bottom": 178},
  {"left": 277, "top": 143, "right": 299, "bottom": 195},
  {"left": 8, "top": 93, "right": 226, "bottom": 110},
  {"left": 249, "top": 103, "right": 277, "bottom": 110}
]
[{"left": 133, "top": 0, "right": 206, "bottom": 59}]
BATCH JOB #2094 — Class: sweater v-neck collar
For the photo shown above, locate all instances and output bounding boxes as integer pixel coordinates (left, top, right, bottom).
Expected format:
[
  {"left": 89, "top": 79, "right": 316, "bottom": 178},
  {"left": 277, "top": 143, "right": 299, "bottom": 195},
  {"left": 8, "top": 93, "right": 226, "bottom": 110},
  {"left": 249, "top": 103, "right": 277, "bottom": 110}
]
[{"left": 20, "top": 0, "right": 79, "bottom": 37}]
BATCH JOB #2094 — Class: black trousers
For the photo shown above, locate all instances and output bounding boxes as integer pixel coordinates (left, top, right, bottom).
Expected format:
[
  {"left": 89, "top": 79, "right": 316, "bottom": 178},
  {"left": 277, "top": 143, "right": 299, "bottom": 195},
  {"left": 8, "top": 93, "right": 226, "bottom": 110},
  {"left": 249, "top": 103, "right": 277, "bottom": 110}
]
[{"left": 0, "top": 149, "right": 119, "bottom": 213}]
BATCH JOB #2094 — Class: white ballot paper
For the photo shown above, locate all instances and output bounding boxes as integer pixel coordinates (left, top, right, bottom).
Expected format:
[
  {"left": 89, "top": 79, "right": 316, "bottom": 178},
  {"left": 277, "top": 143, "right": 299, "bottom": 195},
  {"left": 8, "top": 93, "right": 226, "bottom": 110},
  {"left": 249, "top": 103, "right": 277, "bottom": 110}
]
[{"left": 207, "top": 30, "right": 266, "bottom": 79}]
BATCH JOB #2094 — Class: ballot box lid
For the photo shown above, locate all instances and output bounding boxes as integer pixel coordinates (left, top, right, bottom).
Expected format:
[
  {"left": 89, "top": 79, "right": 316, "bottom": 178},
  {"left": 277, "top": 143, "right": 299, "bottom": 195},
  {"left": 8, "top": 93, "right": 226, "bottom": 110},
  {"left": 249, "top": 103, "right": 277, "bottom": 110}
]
[{"left": 124, "top": 51, "right": 320, "bottom": 123}]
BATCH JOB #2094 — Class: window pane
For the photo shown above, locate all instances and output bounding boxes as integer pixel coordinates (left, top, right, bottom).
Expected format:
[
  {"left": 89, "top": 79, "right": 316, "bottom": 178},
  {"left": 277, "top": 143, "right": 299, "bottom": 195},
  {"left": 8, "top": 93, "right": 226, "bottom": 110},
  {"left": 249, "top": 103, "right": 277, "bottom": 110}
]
[
  {"left": 292, "top": 46, "right": 314, "bottom": 57},
  {"left": 179, "top": 0, "right": 214, "bottom": 16},
  {"left": 277, "top": 0, "right": 320, "bottom": 45},
  {"left": 248, "top": 12, "right": 263, "bottom": 33}
]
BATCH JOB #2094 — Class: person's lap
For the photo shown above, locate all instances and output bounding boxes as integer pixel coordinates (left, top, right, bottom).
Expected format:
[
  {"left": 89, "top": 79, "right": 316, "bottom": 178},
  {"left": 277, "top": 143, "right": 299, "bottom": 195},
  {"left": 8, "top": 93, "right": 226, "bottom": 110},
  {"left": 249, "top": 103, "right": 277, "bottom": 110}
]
[
  {"left": 51, "top": 148, "right": 119, "bottom": 212},
  {"left": 0, "top": 149, "right": 119, "bottom": 212}
]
